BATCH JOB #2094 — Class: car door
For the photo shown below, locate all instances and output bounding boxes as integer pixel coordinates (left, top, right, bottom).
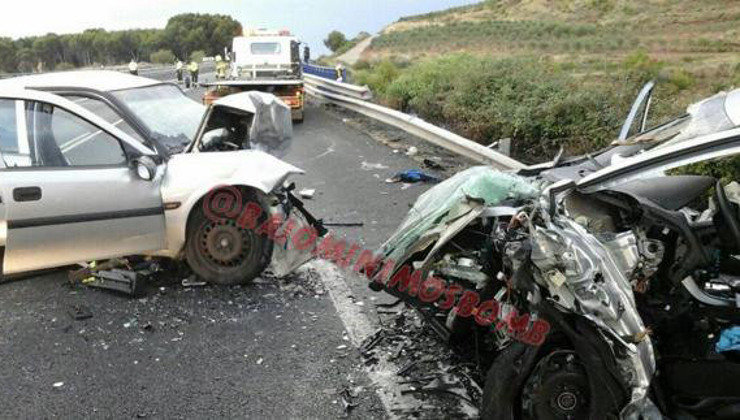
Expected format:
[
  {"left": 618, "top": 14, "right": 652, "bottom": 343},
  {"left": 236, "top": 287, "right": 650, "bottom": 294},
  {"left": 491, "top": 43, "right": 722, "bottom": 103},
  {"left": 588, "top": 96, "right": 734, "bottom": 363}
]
[{"left": 0, "top": 90, "right": 166, "bottom": 275}]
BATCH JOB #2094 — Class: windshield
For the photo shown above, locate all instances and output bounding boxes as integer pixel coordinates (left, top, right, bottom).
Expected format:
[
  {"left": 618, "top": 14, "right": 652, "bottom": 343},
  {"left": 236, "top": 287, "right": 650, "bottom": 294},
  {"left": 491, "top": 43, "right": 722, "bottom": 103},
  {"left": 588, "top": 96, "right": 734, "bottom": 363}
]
[
  {"left": 251, "top": 42, "right": 281, "bottom": 55},
  {"left": 112, "top": 84, "right": 205, "bottom": 155}
]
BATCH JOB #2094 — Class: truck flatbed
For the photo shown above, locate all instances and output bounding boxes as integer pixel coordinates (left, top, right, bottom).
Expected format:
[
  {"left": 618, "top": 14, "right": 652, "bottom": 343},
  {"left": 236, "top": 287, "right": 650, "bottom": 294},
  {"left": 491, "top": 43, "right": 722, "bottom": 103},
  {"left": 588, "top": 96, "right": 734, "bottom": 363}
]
[{"left": 201, "top": 79, "right": 303, "bottom": 87}]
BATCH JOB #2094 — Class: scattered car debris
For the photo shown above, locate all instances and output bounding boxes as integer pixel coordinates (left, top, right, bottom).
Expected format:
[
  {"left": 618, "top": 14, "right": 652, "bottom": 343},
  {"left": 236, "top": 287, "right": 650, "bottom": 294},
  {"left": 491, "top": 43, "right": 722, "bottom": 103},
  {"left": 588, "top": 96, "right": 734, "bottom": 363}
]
[
  {"left": 181, "top": 275, "right": 207, "bottom": 287},
  {"left": 298, "top": 188, "right": 316, "bottom": 199},
  {"left": 323, "top": 222, "right": 365, "bottom": 227},
  {"left": 422, "top": 158, "right": 444, "bottom": 170},
  {"left": 359, "top": 307, "right": 482, "bottom": 418},
  {"left": 67, "top": 305, "right": 93, "bottom": 321},
  {"left": 361, "top": 161, "right": 389, "bottom": 171},
  {"left": 339, "top": 387, "right": 359, "bottom": 413}
]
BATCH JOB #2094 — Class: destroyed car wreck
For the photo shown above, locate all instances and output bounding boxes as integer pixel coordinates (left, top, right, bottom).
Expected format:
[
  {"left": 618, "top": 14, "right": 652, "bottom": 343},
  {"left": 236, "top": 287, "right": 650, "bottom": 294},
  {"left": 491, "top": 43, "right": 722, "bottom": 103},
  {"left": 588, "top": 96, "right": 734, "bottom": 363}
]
[{"left": 371, "top": 87, "right": 740, "bottom": 419}]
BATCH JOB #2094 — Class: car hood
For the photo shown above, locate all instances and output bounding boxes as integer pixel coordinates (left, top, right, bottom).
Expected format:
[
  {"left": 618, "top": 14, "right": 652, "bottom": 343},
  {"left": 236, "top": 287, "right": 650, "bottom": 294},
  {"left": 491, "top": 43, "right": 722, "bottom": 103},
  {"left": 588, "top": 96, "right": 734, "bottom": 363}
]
[{"left": 161, "top": 150, "right": 304, "bottom": 199}]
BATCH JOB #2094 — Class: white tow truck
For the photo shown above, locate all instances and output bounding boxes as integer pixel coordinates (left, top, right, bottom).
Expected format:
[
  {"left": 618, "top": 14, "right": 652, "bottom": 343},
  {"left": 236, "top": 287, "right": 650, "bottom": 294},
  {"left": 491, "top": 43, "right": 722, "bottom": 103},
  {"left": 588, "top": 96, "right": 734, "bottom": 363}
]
[{"left": 203, "top": 29, "right": 305, "bottom": 122}]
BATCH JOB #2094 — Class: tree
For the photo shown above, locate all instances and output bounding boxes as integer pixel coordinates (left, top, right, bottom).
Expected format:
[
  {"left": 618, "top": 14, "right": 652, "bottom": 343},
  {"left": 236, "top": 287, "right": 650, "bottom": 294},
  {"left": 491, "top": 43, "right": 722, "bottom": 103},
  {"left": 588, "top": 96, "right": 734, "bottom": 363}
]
[
  {"left": 150, "top": 49, "right": 175, "bottom": 64},
  {"left": 164, "top": 13, "right": 241, "bottom": 59},
  {"left": 324, "top": 30, "right": 348, "bottom": 52},
  {"left": 0, "top": 13, "right": 242, "bottom": 72},
  {"left": 0, "top": 38, "right": 17, "bottom": 72},
  {"left": 190, "top": 50, "right": 206, "bottom": 63}
]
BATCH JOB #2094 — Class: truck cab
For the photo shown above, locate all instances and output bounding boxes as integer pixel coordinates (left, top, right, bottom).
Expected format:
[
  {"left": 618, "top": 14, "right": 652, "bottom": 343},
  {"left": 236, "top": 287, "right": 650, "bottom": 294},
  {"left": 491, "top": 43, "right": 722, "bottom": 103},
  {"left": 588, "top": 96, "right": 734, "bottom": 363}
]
[
  {"left": 231, "top": 30, "right": 301, "bottom": 80},
  {"left": 202, "top": 29, "right": 305, "bottom": 122}
]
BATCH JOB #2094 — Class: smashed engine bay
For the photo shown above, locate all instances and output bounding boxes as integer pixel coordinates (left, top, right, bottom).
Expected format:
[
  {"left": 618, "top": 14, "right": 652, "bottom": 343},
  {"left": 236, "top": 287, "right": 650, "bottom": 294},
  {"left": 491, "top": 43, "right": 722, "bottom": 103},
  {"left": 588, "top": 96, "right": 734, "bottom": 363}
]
[{"left": 373, "top": 167, "right": 740, "bottom": 419}]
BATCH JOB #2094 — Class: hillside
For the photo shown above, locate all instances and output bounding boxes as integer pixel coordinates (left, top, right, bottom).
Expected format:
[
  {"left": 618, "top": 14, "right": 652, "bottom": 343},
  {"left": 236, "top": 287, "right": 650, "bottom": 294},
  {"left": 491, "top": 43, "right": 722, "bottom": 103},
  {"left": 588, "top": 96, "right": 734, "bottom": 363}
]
[
  {"left": 351, "top": 0, "right": 740, "bottom": 168},
  {"left": 366, "top": 0, "right": 739, "bottom": 64}
]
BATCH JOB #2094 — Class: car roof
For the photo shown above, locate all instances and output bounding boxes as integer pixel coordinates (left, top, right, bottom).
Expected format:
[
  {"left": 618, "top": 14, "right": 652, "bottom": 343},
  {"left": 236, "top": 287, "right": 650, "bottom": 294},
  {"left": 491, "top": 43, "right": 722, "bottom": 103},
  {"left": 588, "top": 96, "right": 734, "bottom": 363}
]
[{"left": 0, "top": 70, "right": 162, "bottom": 92}]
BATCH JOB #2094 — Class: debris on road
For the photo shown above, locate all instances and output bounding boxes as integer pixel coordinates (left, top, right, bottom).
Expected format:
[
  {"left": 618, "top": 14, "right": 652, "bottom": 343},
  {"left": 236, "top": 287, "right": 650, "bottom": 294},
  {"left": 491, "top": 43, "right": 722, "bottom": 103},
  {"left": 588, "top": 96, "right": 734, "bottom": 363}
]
[
  {"left": 67, "top": 305, "right": 93, "bottom": 321},
  {"left": 339, "top": 387, "right": 359, "bottom": 413},
  {"left": 181, "top": 275, "right": 206, "bottom": 287},
  {"left": 361, "top": 161, "right": 389, "bottom": 171},
  {"left": 69, "top": 258, "right": 168, "bottom": 297},
  {"left": 359, "top": 307, "right": 481, "bottom": 418},
  {"left": 422, "top": 157, "right": 444, "bottom": 170},
  {"left": 323, "top": 222, "right": 364, "bottom": 227},
  {"left": 405, "top": 146, "right": 418, "bottom": 156},
  {"left": 298, "top": 188, "right": 316, "bottom": 199},
  {"left": 386, "top": 169, "right": 440, "bottom": 184}
]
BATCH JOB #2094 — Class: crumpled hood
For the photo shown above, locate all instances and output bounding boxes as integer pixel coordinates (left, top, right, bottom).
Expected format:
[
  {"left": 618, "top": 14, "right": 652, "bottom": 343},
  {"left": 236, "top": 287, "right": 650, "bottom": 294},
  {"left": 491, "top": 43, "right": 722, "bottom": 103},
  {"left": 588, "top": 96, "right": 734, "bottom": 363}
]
[
  {"left": 161, "top": 150, "right": 304, "bottom": 201},
  {"left": 379, "top": 166, "right": 541, "bottom": 265}
]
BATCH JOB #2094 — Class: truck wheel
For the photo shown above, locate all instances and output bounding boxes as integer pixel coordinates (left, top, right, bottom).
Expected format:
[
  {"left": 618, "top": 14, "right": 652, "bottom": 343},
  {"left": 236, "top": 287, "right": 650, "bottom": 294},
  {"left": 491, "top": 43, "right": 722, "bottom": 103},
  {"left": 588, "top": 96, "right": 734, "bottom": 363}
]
[{"left": 185, "top": 189, "right": 272, "bottom": 285}]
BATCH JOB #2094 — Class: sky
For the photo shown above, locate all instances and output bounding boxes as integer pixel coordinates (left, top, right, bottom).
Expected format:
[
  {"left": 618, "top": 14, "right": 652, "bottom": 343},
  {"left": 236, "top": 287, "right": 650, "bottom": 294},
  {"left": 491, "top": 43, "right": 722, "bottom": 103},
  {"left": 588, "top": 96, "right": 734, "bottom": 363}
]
[{"left": 0, "top": 0, "right": 480, "bottom": 55}]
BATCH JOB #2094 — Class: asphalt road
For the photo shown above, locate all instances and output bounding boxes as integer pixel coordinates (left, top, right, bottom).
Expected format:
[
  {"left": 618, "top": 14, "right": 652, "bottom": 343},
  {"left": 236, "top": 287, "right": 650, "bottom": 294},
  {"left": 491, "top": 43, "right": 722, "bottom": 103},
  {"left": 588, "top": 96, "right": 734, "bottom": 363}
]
[{"left": 0, "top": 71, "right": 460, "bottom": 418}]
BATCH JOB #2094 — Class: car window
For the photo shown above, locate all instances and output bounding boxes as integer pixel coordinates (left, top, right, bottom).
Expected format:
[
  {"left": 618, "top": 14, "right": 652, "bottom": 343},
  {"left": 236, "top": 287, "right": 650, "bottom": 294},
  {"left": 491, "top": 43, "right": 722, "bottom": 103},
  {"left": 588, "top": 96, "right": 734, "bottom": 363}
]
[
  {"left": 251, "top": 42, "right": 281, "bottom": 55},
  {"left": 20, "top": 101, "right": 127, "bottom": 168},
  {"left": 66, "top": 95, "right": 147, "bottom": 143},
  {"left": 111, "top": 84, "right": 205, "bottom": 155},
  {"left": 0, "top": 99, "right": 34, "bottom": 167},
  {"left": 0, "top": 99, "right": 19, "bottom": 153}
]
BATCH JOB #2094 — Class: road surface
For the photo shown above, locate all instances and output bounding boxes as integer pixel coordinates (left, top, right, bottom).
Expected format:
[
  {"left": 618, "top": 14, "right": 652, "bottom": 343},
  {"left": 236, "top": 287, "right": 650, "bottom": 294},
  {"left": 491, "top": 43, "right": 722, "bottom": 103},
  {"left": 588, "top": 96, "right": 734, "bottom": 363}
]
[{"left": 0, "top": 69, "right": 470, "bottom": 418}]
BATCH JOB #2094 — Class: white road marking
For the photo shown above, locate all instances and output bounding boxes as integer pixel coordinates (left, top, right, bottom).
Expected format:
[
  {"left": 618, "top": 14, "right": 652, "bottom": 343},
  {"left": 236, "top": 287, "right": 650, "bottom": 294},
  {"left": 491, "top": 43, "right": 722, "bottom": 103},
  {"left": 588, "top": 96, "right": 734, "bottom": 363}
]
[{"left": 302, "top": 259, "right": 420, "bottom": 418}]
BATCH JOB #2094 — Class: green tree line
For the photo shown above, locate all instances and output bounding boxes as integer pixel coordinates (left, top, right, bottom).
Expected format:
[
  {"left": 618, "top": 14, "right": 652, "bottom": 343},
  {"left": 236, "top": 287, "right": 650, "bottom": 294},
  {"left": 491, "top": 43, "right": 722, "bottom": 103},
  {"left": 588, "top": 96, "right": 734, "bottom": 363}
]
[{"left": 0, "top": 13, "right": 241, "bottom": 73}]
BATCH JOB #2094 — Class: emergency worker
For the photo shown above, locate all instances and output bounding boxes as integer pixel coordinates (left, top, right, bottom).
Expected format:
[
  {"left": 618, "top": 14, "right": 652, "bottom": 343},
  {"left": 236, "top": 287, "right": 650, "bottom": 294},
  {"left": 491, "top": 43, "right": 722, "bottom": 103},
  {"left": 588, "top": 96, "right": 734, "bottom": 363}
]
[
  {"left": 175, "top": 60, "right": 183, "bottom": 82},
  {"left": 188, "top": 60, "right": 199, "bottom": 85},
  {"left": 128, "top": 59, "right": 138, "bottom": 76}
]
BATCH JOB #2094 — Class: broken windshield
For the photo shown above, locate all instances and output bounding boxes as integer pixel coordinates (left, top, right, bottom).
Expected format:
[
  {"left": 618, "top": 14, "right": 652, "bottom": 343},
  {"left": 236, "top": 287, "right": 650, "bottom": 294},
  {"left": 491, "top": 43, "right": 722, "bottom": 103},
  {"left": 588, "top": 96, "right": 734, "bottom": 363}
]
[{"left": 112, "top": 84, "right": 205, "bottom": 155}]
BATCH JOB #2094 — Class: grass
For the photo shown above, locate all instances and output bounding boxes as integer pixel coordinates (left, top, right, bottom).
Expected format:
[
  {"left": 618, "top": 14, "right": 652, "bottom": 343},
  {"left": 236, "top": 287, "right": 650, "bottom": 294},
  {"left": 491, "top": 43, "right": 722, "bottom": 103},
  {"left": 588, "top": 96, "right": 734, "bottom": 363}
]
[{"left": 354, "top": 52, "right": 740, "bottom": 164}]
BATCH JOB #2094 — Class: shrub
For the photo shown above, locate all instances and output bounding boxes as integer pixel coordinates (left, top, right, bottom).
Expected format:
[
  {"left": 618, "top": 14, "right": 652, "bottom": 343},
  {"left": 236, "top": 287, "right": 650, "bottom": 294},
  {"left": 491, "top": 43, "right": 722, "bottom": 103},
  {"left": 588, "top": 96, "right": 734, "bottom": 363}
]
[
  {"left": 373, "top": 54, "right": 645, "bottom": 162},
  {"left": 150, "top": 49, "right": 175, "bottom": 64},
  {"left": 623, "top": 49, "right": 664, "bottom": 82},
  {"left": 353, "top": 59, "right": 371, "bottom": 70},
  {"left": 355, "top": 59, "right": 401, "bottom": 98},
  {"left": 667, "top": 69, "right": 695, "bottom": 91},
  {"left": 189, "top": 50, "right": 206, "bottom": 63},
  {"left": 55, "top": 62, "right": 76, "bottom": 71}
]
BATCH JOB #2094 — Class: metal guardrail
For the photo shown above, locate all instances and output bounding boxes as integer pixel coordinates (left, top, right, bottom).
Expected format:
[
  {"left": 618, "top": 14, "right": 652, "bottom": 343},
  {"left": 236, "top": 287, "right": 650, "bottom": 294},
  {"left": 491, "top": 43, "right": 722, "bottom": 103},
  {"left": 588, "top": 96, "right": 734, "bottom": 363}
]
[
  {"left": 302, "top": 63, "right": 347, "bottom": 81},
  {"left": 303, "top": 74, "right": 372, "bottom": 101},
  {"left": 304, "top": 83, "right": 525, "bottom": 170}
]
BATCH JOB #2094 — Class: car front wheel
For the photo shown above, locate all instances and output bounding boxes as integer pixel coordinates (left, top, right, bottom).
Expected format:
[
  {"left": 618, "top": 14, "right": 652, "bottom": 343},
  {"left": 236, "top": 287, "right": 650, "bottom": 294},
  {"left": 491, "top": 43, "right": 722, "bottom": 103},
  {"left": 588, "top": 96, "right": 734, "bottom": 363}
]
[{"left": 185, "top": 189, "right": 272, "bottom": 285}]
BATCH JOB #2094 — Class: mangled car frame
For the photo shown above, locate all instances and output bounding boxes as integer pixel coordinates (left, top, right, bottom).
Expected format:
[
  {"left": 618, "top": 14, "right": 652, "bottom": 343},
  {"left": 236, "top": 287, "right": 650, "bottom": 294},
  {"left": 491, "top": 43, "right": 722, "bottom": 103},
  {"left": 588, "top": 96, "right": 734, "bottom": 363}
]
[{"left": 372, "top": 86, "right": 740, "bottom": 419}]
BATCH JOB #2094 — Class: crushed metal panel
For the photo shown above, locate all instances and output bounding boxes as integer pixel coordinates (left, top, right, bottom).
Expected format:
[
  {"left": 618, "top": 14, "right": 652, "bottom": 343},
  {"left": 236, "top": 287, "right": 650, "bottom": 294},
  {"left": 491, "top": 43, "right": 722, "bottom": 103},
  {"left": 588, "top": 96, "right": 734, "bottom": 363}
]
[
  {"left": 245, "top": 91, "right": 293, "bottom": 158},
  {"left": 268, "top": 210, "right": 315, "bottom": 278}
]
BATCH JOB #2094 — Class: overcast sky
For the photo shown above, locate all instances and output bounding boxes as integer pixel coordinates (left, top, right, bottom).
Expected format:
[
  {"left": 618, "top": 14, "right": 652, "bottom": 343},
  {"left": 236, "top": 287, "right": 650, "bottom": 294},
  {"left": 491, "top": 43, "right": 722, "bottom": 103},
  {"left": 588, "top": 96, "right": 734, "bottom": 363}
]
[{"left": 0, "top": 0, "right": 479, "bottom": 54}]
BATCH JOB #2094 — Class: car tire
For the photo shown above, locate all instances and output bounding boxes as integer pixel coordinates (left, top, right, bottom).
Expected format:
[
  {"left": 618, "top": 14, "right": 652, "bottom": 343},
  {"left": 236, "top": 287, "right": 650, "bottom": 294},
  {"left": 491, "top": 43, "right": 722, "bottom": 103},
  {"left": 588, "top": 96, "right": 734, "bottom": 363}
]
[
  {"left": 185, "top": 188, "right": 272, "bottom": 285},
  {"left": 481, "top": 344, "right": 591, "bottom": 420}
]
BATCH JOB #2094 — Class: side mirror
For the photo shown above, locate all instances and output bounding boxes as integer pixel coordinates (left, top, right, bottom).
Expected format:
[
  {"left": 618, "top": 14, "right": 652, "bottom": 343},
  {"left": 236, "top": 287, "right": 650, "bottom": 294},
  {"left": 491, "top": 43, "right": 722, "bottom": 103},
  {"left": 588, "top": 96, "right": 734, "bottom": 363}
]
[{"left": 132, "top": 155, "right": 158, "bottom": 181}]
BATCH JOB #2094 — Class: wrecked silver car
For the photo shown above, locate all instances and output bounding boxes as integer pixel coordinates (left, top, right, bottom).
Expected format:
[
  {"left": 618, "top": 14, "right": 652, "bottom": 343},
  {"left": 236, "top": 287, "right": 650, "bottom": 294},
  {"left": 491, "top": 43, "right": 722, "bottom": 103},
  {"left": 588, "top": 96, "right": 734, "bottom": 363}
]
[
  {"left": 371, "top": 87, "right": 740, "bottom": 419},
  {"left": 0, "top": 84, "right": 321, "bottom": 285}
]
